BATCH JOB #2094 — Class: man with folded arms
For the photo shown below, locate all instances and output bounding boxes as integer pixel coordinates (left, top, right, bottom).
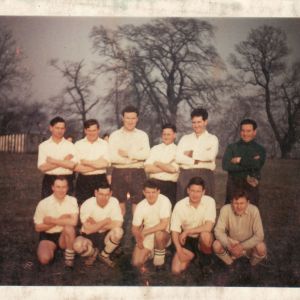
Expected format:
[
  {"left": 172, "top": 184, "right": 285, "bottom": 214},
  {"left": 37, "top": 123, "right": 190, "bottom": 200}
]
[
  {"left": 131, "top": 179, "right": 172, "bottom": 271},
  {"left": 33, "top": 176, "right": 79, "bottom": 268},
  {"left": 176, "top": 108, "right": 218, "bottom": 201},
  {"left": 109, "top": 105, "right": 150, "bottom": 215},
  {"left": 38, "top": 116, "right": 77, "bottom": 198},
  {"left": 74, "top": 119, "right": 110, "bottom": 205},
  {"left": 144, "top": 123, "right": 179, "bottom": 208},
  {"left": 213, "top": 190, "right": 267, "bottom": 267},
  {"left": 73, "top": 182, "right": 123, "bottom": 268}
]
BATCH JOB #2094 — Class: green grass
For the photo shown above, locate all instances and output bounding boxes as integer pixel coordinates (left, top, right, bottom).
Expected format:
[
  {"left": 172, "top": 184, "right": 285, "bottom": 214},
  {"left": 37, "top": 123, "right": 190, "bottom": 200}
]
[{"left": 0, "top": 153, "right": 299, "bottom": 286}]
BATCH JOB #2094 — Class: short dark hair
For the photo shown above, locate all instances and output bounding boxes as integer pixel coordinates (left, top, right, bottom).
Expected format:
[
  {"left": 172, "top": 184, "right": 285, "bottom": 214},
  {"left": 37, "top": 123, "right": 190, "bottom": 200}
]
[
  {"left": 95, "top": 181, "right": 111, "bottom": 191},
  {"left": 191, "top": 108, "right": 208, "bottom": 121},
  {"left": 52, "top": 175, "right": 68, "bottom": 186},
  {"left": 84, "top": 119, "right": 100, "bottom": 129},
  {"left": 143, "top": 179, "right": 160, "bottom": 190},
  {"left": 187, "top": 176, "right": 206, "bottom": 189},
  {"left": 231, "top": 189, "right": 250, "bottom": 202},
  {"left": 122, "top": 105, "right": 139, "bottom": 116},
  {"left": 240, "top": 119, "right": 257, "bottom": 130},
  {"left": 162, "top": 123, "right": 177, "bottom": 133},
  {"left": 102, "top": 132, "right": 110, "bottom": 139},
  {"left": 50, "top": 116, "right": 65, "bottom": 126}
]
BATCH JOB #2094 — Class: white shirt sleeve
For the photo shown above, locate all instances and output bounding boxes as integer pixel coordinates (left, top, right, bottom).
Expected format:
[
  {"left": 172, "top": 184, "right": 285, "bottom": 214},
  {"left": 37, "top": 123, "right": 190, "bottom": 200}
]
[
  {"left": 192, "top": 135, "right": 219, "bottom": 162},
  {"left": 176, "top": 135, "right": 194, "bottom": 165}
]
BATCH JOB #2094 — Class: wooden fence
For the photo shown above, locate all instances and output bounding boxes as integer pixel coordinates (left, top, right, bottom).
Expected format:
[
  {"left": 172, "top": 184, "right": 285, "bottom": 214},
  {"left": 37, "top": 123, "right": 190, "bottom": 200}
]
[{"left": 0, "top": 134, "right": 43, "bottom": 153}]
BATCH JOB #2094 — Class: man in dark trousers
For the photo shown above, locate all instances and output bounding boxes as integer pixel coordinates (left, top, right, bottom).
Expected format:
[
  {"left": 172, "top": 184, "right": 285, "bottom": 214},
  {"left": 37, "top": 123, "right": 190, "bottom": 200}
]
[{"left": 222, "top": 119, "right": 266, "bottom": 206}]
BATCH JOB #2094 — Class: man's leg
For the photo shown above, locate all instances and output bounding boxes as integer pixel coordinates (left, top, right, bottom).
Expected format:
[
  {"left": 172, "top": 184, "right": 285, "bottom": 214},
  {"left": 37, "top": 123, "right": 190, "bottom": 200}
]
[
  {"left": 171, "top": 248, "right": 194, "bottom": 274},
  {"left": 37, "top": 240, "right": 57, "bottom": 265},
  {"left": 59, "top": 225, "right": 76, "bottom": 267},
  {"left": 132, "top": 245, "right": 152, "bottom": 269},
  {"left": 212, "top": 240, "right": 234, "bottom": 265},
  {"left": 73, "top": 236, "right": 99, "bottom": 266},
  {"left": 98, "top": 227, "right": 124, "bottom": 268},
  {"left": 250, "top": 242, "right": 267, "bottom": 266},
  {"left": 198, "top": 231, "right": 214, "bottom": 267},
  {"left": 153, "top": 231, "right": 170, "bottom": 267}
]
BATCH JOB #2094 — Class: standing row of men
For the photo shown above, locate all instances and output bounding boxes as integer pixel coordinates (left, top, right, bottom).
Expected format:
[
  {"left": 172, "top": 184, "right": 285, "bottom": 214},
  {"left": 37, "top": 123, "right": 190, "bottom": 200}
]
[{"left": 34, "top": 105, "right": 267, "bottom": 273}]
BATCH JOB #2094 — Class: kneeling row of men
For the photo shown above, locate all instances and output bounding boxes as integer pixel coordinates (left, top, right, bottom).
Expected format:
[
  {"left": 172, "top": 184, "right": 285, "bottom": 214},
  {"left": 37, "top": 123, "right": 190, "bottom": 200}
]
[{"left": 33, "top": 175, "right": 267, "bottom": 273}]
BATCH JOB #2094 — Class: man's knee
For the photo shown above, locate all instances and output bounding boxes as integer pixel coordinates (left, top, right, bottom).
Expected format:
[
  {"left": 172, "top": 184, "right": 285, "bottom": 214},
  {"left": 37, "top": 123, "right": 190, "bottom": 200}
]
[
  {"left": 73, "top": 237, "right": 87, "bottom": 253},
  {"left": 212, "top": 240, "right": 224, "bottom": 254},
  {"left": 38, "top": 251, "right": 54, "bottom": 265},
  {"left": 154, "top": 230, "right": 166, "bottom": 242},
  {"left": 255, "top": 242, "right": 267, "bottom": 256},
  {"left": 111, "top": 227, "right": 124, "bottom": 241},
  {"left": 62, "top": 225, "right": 76, "bottom": 237},
  {"left": 200, "top": 232, "right": 213, "bottom": 254}
]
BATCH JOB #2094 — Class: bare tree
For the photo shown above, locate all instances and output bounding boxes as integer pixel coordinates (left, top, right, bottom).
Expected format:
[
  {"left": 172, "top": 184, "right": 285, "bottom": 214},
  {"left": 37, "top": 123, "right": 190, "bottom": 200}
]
[
  {"left": 230, "top": 25, "right": 299, "bottom": 158},
  {"left": 90, "top": 18, "right": 226, "bottom": 128},
  {"left": 49, "top": 59, "right": 101, "bottom": 134}
]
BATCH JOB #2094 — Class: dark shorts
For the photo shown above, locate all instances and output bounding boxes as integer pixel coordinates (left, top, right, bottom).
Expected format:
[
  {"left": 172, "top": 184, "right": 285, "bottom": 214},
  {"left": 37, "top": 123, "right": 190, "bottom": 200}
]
[
  {"left": 225, "top": 175, "right": 259, "bottom": 206},
  {"left": 39, "top": 232, "right": 61, "bottom": 247},
  {"left": 41, "top": 174, "right": 74, "bottom": 198},
  {"left": 111, "top": 168, "right": 147, "bottom": 204},
  {"left": 75, "top": 173, "right": 107, "bottom": 205},
  {"left": 82, "top": 232, "right": 107, "bottom": 250},
  {"left": 151, "top": 179, "right": 177, "bottom": 208},
  {"left": 184, "top": 236, "right": 200, "bottom": 256},
  {"left": 176, "top": 168, "right": 215, "bottom": 201}
]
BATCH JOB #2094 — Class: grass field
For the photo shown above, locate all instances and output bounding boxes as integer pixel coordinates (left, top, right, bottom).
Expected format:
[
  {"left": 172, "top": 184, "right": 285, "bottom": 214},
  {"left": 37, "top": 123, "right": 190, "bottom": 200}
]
[{"left": 0, "top": 153, "right": 299, "bottom": 286}]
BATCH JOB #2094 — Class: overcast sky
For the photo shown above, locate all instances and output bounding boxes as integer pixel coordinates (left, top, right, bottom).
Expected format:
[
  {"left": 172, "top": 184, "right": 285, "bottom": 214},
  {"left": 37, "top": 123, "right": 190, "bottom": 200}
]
[{"left": 0, "top": 17, "right": 299, "bottom": 105}]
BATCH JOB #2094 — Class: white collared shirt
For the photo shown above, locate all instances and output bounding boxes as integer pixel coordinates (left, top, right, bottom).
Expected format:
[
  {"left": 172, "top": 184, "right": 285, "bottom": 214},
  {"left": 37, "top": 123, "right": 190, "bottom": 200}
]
[
  {"left": 33, "top": 194, "right": 79, "bottom": 233},
  {"left": 75, "top": 137, "right": 110, "bottom": 175},
  {"left": 170, "top": 195, "right": 216, "bottom": 238},
  {"left": 176, "top": 130, "right": 219, "bottom": 170},
  {"left": 37, "top": 137, "right": 78, "bottom": 175},
  {"left": 80, "top": 196, "right": 123, "bottom": 233},
  {"left": 144, "top": 142, "right": 179, "bottom": 182},
  {"left": 132, "top": 194, "right": 172, "bottom": 231},
  {"left": 109, "top": 127, "right": 150, "bottom": 168}
]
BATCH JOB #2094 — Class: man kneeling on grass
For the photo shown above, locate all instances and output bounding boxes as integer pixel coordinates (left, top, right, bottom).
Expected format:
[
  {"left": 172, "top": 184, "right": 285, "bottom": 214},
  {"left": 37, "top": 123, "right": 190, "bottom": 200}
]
[
  {"left": 170, "top": 176, "right": 216, "bottom": 275},
  {"left": 33, "top": 176, "right": 79, "bottom": 268},
  {"left": 131, "top": 179, "right": 172, "bottom": 271},
  {"left": 213, "top": 189, "right": 267, "bottom": 267},
  {"left": 73, "top": 182, "right": 123, "bottom": 268}
]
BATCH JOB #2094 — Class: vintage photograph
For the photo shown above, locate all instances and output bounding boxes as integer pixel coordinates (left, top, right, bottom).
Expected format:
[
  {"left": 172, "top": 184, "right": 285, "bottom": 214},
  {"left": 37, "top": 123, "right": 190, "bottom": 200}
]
[{"left": 0, "top": 15, "right": 299, "bottom": 290}]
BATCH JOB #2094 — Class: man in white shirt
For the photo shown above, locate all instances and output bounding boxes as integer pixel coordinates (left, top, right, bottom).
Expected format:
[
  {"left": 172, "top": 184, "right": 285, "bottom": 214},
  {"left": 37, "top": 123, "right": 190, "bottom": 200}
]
[
  {"left": 73, "top": 182, "right": 124, "bottom": 268},
  {"left": 74, "top": 119, "right": 110, "bottom": 205},
  {"left": 176, "top": 108, "right": 218, "bottom": 201},
  {"left": 131, "top": 179, "right": 172, "bottom": 271},
  {"left": 109, "top": 105, "right": 150, "bottom": 215},
  {"left": 144, "top": 124, "right": 179, "bottom": 208},
  {"left": 37, "top": 116, "right": 77, "bottom": 198},
  {"left": 170, "top": 177, "right": 216, "bottom": 274},
  {"left": 33, "top": 176, "right": 79, "bottom": 268}
]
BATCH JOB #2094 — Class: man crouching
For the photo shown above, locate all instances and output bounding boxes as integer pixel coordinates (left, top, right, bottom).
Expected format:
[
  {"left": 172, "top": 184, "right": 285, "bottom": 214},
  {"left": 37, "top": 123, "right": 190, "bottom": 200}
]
[
  {"left": 131, "top": 179, "right": 172, "bottom": 271},
  {"left": 73, "top": 182, "right": 123, "bottom": 268},
  {"left": 33, "top": 176, "right": 78, "bottom": 268},
  {"left": 213, "top": 189, "right": 267, "bottom": 267}
]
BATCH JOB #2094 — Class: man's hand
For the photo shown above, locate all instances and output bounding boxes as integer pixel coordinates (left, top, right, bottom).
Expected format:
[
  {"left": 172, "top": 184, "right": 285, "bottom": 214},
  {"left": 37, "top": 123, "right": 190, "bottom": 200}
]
[
  {"left": 231, "top": 157, "right": 241, "bottom": 164},
  {"left": 86, "top": 217, "right": 96, "bottom": 224},
  {"left": 228, "top": 243, "right": 244, "bottom": 258},
  {"left": 184, "top": 150, "right": 193, "bottom": 158},
  {"left": 64, "top": 154, "right": 74, "bottom": 161},
  {"left": 179, "top": 231, "right": 188, "bottom": 246},
  {"left": 46, "top": 156, "right": 55, "bottom": 164},
  {"left": 136, "top": 231, "right": 144, "bottom": 249},
  {"left": 43, "top": 216, "right": 54, "bottom": 225},
  {"left": 118, "top": 149, "right": 129, "bottom": 158}
]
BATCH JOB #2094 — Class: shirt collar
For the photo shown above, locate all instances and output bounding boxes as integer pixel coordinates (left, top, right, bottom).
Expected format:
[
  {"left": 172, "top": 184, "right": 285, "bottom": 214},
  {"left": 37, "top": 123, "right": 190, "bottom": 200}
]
[
  {"left": 192, "top": 130, "right": 208, "bottom": 139},
  {"left": 83, "top": 137, "right": 101, "bottom": 144},
  {"left": 121, "top": 127, "right": 137, "bottom": 134},
  {"left": 50, "top": 137, "right": 66, "bottom": 144}
]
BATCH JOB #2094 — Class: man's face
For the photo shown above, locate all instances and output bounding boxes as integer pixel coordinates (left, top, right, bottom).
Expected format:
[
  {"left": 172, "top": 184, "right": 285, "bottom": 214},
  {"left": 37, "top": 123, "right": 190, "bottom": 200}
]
[
  {"left": 122, "top": 112, "right": 138, "bottom": 131},
  {"left": 143, "top": 187, "right": 160, "bottom": 205},
  {"left": 240, "top": 124, "right": 256, "bottom": 143},
  {"left": 232, "top": 196, "right": 249, "bottom": 216},
  {"left": 187, "top": 184, "right": 205, "bottom": 204},
  {"left": 50, "top": 122, "right": 66, "bottom": 140},
  {"left": 52, "top": 179, "right": 68, "bottom": 200},
  {"left": 192, "top": 116, "right": 207, "bottom": 136},
  {"left": 161, "top": 128, "right": 176, "bottom": 145},
  {"left": 85, "top": 124, "right": 100, "bottom": 142},
  {"left": 95, "top": 188, "right": 111, "bottom": 208}
]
